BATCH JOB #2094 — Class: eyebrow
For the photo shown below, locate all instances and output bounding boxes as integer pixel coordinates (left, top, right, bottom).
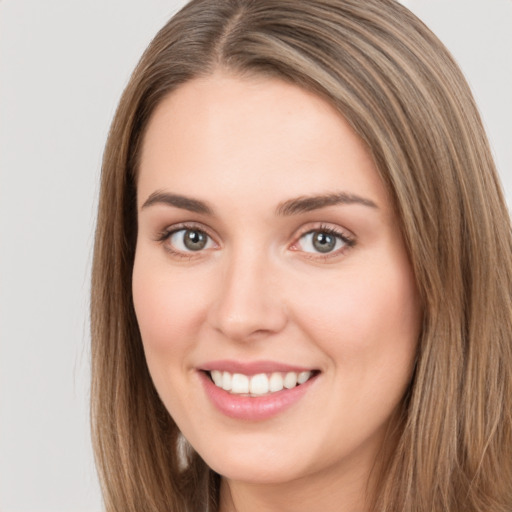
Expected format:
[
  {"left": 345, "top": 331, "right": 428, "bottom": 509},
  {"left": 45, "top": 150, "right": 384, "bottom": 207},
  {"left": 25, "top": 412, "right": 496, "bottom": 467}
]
[
  {"left": 141, "top": 191, "right": 213, "bottom": 214},
  {"left": 276, "top": 192, "right": 378, "bottom": 216},
  {"left": 140, "top": 190, "right": 378, "bottom": 216}
]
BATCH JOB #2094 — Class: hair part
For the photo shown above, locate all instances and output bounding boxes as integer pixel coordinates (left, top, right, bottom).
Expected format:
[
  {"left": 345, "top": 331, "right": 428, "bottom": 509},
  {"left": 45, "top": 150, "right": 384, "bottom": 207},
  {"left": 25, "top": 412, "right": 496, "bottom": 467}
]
[{"left": 91, "top": 1, "right": 512, "bottom": 510}]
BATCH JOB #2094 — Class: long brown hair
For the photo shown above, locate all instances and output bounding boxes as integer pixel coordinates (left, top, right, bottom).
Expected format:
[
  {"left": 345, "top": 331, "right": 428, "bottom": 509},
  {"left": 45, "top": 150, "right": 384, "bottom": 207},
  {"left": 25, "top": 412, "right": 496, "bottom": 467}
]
[{"left": 91, "top": 1, "right": 512, "bottom": 510}]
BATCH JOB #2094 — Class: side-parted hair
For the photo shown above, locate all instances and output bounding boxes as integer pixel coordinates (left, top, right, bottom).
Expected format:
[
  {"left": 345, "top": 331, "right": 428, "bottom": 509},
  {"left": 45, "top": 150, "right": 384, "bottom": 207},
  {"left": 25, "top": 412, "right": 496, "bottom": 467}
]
[{"left": 91, "top": 1, "right": 512, "bottom": 510}]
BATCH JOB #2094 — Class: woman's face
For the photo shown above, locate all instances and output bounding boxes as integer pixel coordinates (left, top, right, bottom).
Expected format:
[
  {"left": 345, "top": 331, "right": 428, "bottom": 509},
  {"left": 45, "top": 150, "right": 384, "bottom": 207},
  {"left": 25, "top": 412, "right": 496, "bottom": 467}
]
[{"left": 133, "top": 73, "right": 421, "bottom": 489}]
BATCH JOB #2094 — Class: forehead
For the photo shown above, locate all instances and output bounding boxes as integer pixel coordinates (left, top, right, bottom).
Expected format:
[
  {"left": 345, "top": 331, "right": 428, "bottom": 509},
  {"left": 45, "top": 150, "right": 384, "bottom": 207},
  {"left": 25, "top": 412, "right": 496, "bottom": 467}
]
[{"left": 137, "top": 72, "right": 390, "bottom": 214}]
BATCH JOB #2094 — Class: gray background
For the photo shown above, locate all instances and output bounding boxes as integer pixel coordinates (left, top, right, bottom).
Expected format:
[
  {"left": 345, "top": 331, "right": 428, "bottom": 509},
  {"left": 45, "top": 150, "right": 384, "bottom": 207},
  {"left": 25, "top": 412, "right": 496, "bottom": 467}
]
[{"left": 0, "top": 1, "right": 510, "bottom": 511}]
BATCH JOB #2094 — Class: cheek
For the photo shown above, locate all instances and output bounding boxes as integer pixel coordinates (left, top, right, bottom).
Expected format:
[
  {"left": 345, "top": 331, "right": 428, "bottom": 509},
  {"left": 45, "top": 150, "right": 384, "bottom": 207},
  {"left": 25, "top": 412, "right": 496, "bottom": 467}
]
[
  {"left": 291, "top": 256, "right": 421, "bottom": 447},
  {"left": 131, "top": 251, "right": 216, "bottom": 417},
  {"left": 292, "top": 255, "right": 421, "bottom": 372},
  {"left": 132, "top": 250, "right": 209, "bottom": 363}
]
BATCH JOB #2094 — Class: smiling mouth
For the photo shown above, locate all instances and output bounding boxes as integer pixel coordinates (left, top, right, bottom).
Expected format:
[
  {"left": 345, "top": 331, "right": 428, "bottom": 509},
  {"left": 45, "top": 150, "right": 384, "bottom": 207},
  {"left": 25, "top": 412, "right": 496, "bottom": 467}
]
[{"left": 205, "top": 370, "right": 319, "bottom": 397}]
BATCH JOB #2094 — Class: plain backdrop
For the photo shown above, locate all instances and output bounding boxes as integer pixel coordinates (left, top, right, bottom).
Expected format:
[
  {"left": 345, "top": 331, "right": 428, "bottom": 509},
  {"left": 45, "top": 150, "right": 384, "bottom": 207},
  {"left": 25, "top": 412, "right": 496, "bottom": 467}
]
[{"left": 0, "top": 1, "right": 510, "bottom": 511}]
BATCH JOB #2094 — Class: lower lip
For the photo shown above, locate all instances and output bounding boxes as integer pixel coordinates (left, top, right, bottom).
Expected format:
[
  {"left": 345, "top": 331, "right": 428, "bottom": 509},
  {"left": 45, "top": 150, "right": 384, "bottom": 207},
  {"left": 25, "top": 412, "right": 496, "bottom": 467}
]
[{"left": 199, "top": 371, "right": 317, "bottom": 421}]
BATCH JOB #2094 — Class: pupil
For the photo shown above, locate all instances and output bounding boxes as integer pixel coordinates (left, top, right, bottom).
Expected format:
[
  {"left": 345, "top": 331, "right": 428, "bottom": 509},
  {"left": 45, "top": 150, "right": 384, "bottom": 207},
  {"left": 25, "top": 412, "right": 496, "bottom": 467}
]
[
  {"left": 313, "top": 232, "right": 335, "bottom": 253},
  {"left": 184, "top": 230, "right": 207, "bottom": 250}
]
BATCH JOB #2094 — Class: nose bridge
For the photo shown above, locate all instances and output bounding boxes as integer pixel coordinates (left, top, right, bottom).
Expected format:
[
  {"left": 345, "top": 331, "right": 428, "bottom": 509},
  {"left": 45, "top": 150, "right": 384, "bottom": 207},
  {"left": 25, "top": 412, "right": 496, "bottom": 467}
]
[{"left": 208, "top": 242, "right": 287, "bottom": 341}]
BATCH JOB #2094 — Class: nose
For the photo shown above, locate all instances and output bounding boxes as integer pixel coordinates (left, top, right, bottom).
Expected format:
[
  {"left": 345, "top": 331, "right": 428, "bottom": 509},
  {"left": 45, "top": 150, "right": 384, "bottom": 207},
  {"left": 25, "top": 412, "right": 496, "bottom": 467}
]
[{"left": 207, "top": 249, "right": 288, "bottom": 342}]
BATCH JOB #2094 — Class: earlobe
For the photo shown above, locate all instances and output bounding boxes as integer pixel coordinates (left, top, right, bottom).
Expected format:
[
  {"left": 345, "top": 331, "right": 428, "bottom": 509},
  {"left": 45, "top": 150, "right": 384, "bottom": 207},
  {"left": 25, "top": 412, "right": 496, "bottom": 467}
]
[{"left": 176, "top": 431, "right": 195, "bottom": 472}]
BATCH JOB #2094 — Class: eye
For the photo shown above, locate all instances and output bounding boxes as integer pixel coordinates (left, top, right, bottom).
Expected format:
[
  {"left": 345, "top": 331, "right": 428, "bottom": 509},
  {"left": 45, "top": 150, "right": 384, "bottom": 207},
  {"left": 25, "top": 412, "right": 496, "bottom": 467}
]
[
  {"left": 167, "top": 228, "right": 215, "bottom": 252},
  {"left": 296, "top": 227, "right": 354, "bottom": 255}
]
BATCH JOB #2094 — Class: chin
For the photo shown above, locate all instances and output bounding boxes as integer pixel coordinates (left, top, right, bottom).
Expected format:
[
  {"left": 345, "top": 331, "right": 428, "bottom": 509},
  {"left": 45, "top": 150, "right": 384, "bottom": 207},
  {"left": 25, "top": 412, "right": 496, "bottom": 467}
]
[
  {"left": 208, "top": 457, "right": 304, "bottom": 485},
  {"left": 193, "top": 433, "right": 322, "bottom": 485}
]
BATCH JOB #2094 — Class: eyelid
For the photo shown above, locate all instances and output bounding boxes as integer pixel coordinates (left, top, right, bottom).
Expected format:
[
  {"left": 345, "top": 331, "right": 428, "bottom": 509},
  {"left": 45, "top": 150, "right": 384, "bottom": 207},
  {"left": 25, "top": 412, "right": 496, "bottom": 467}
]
[
  {"left": 289, "top": 223, "right": 356, "bottom": 259},
  {"left": 155, "top": 222, "right": 220, "bottom": 256},
  {"left": 155, "top": 221, "right": 214, "bottom": 240},
  {"left": 154, "top": 220, "right": 355, "bottom": 260}
]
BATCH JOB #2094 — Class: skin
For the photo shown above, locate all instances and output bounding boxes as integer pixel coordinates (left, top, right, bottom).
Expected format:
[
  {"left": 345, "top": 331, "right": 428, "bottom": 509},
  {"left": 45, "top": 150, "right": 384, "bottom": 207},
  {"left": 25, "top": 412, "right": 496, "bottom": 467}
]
[{"left": 133, "top": 72, "right": 422, "bottom": 512}]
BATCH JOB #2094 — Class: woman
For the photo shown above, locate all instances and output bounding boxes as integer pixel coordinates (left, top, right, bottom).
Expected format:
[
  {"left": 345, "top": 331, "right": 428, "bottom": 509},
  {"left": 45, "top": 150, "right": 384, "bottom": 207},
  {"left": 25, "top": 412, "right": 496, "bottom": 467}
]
[{"left": 90, "top": 0, "right": 512, "bottom": 510}]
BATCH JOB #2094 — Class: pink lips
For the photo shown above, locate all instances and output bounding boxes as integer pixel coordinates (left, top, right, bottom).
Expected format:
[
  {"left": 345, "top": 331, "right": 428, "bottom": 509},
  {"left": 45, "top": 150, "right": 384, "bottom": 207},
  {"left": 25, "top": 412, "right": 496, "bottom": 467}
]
[{"left": 198, "top": 360, "right": 319, "bottom": 421}]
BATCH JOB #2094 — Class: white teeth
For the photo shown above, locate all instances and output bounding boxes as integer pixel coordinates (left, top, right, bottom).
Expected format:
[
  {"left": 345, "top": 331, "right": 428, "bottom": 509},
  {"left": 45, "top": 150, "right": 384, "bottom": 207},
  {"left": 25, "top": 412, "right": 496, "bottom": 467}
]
[
  {"left": 269, "top": 372, "right": 284, "bottom": 392},
  {"left": 249, "top": 373, "right": 269, "bottom": 395},
  {"left": 298, "top": 371, "right": 311, "bottom": 384},
  {"left": 222, "top": 371, "right": 232, "bottom": 391},
  {"left": 284, "top": 371, "right": 298, "bottom": 389},
  {"left": 211, "top": 370, "right": 223, "bottom": 386},
  {"left": 231, "top": 373, "right": 249, "bottom": 394},
  {"left": 209, "top": 370, "right": 314, "bottom": 396}
]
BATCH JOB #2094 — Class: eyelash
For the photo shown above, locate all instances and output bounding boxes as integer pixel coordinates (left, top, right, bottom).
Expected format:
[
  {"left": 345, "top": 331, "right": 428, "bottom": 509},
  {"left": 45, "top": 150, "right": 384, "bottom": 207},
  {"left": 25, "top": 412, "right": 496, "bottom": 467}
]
[
  {"left": 155, "top": 222, "right": 216, "bottom": 259},
  {"left": 291, "top": 224, "right": 356, "bottom": 260},
  {"left": 155, "top": 222, "right": 356, "bottom": 260}
]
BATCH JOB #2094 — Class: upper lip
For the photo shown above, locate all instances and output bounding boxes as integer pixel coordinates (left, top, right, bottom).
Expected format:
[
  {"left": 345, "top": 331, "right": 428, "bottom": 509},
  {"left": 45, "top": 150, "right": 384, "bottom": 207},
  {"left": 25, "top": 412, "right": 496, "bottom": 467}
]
[{"left": 199, "top": 359, "right": 318, "bottom": 375}]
